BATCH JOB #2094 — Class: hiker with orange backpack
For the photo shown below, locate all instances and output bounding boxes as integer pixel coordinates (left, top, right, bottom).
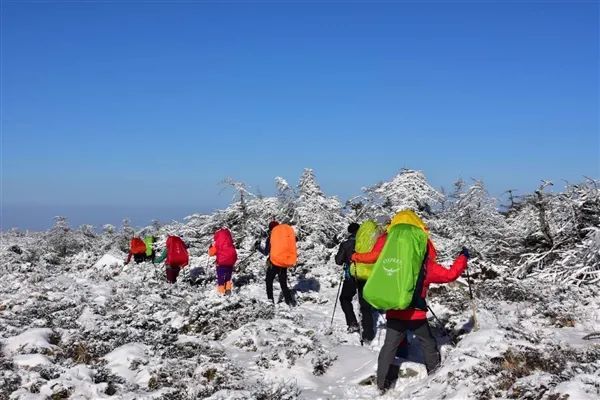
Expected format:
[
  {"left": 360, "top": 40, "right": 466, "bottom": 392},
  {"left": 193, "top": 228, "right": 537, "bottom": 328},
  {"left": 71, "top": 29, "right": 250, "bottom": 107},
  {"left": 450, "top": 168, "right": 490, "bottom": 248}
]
[
  {"left": 255, "top": 221, "right": 297, "bottom": 306},
  {"left": 153, "top": 235, "right": 189, "bottom": 283},
  {"left": 351, "top": 210, "right": 469, "bottom": 392},
  {"left": 125, "top": 237, "right": 147, "bottom": 265},
  {"left": 208, "top": 228, "right": 237, "bottom": 295}
]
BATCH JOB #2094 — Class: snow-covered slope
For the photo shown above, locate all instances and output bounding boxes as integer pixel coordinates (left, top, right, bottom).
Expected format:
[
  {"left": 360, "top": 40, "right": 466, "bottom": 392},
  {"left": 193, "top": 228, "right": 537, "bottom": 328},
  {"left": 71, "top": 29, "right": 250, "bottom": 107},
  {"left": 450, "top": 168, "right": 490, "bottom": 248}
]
[{"left": 1, "top": 248, "right": 598, "bottom": 399}]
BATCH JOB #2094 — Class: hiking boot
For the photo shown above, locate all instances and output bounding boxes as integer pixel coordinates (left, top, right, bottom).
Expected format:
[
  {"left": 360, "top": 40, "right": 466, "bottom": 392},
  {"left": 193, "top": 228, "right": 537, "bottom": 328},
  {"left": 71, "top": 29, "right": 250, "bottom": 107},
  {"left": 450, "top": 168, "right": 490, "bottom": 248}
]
[
  {"left": 225, "top": 289, "right": 232, "bottom": 296},
  {"left": 347, "top": 325, "right": 360, "bottom": 334}
]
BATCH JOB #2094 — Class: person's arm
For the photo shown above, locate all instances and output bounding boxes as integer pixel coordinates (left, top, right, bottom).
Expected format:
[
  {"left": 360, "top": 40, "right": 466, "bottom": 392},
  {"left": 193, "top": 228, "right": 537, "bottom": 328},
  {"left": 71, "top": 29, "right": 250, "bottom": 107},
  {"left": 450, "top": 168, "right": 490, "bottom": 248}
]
[
  {"left": 334, "top": 240, "right": 349, "bottom": 265},
  {"left": 256, "top": 236, "right": 270, "bottom": 256},
  {"left": 208, "top": 244, "right": 217, "bottom": 257},
  {"left": 351, "top": 234, "right": 387, "bottom": 264},
  {"left": 153, "top": 248, "right": 167, "bottom": 264},
  {"left": 425, "top": 247, "right": 468, "bottom": 284}
]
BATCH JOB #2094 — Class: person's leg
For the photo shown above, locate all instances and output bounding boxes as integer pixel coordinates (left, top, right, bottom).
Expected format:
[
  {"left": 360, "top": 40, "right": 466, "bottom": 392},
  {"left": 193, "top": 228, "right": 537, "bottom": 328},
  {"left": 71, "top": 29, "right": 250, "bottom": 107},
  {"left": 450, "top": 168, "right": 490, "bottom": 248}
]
[
  {"left": 216, "top": 266, "right": 227, "bottom": 294},
  {"left": 134, "top": 253, "right": 144, "bottom": 263},
  {"left": 166, "top": 266, "right": 179, "bottom": 283},
  {"left": 377, "top": 319, "right": 407, "bottom": 391},
  {"left": 339, "top": 277, "right": 358, "bottom": 329},
  {"left": 265, "top": 264, "right": 276, "bottom": 302},
  {"left": 277, "top": 267, "right": 294, "bottom": 305},
  {"left": 357, "top": 280, "right": 375, "bottom": 341},
  {"left": 411, "top": 319, "right": 441, "bottom": 373},
  {"left": 224, "top": 267, "right": 233, "bottom": 292}
]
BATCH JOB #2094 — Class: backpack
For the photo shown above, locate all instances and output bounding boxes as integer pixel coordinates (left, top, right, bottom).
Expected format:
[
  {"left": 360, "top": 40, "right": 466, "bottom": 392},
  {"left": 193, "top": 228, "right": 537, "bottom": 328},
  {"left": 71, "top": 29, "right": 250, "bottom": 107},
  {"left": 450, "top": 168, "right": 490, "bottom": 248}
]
[
  {"left": 143, "top": 236, "right": 154, "bottom": 257},
  {"left": 269, "top": 224, "right": 297, "bottom": 268},
  {"left": 362, "top": 224, "right": 428, "bottom": 310},
  {"left": 166, "top": 236, "right": 189, "bottom": 268},
  {"left": 130, "top": 237, "right": 146, "bottom": 255},
  {"left": 352, "top": 220, "right": 380, "bottom": 280},
  {"left": 214, "top": 228, "right": 237, "bottom": 266}
]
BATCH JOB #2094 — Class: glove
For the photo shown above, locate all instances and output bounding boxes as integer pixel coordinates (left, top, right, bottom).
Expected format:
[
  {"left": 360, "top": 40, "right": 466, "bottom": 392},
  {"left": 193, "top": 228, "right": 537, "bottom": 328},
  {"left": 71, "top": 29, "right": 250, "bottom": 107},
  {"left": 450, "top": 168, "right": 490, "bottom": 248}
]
[
  {"left": 254, "top": 241, "right": 260, "bottom": 250},
  {"left": 460, "top": 247, "right": 470, "bottom": 259}
]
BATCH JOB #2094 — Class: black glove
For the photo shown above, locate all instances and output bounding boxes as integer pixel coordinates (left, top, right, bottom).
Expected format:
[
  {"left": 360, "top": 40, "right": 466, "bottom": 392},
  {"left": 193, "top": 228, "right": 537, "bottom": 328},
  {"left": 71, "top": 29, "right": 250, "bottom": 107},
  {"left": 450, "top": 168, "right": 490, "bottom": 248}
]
[
  {"left": 460, "top": 247, "right": 470, "bottom": 259},
  {"left": 254, "top": 241, "right": 261, "bottom": 250}
]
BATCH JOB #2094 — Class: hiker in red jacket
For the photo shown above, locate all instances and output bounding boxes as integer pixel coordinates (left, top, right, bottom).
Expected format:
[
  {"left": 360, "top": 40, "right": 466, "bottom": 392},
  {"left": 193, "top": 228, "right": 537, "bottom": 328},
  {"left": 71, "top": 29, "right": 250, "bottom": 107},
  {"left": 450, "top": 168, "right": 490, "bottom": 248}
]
[
  {"left": 352, "top": 211, "right": 469, "bottom": 392},
  {"left": 154, "top": 235, "right": 189, "bottom": 283},
  {"left": 209, "top": 228, "right": 237, "bottom": 295}
]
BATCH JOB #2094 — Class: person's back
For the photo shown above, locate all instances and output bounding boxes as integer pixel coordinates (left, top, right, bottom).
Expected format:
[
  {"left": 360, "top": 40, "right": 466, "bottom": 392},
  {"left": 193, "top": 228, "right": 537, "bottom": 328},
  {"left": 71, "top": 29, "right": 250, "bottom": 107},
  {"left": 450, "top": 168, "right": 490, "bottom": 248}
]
[
  {"left": 354, "top": 210, "right": 469, "bottom": 392},
  {"left": 256, "top": 221, "right": 295, "bottom": 306},
  {"left": 209, "top": 228, "right": 237, "bottom": 294},
  {"left": 154, "top": 235, "right": 189, "bottom": 283},
  {"left": 125, "top": 237, "right": 147, "bottom": 265}
]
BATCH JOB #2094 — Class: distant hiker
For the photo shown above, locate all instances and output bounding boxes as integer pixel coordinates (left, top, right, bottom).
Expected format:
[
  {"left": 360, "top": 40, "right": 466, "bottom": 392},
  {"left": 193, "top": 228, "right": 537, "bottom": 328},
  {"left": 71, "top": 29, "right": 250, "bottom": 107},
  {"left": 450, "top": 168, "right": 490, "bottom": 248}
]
[
  {"left": 352, "top": 210, "right": 468, "bottom": 392},
  {"left": 208, "top": 228, "right": 237, "bottom": 295},
  {"left": 153, "top": 235, "right": 189, "bottom": 283},
  {"left": 334, "top": 222, "right": 367, "bottom": 335},
  {"left": 143, "top": 235, "right": 156, "bottom": 262},
  {"left": 125, "top": 237, "right": 147, "bottom": 265},
  {"left": 256, "top": 221, "right": 297, "bottom": 306}
]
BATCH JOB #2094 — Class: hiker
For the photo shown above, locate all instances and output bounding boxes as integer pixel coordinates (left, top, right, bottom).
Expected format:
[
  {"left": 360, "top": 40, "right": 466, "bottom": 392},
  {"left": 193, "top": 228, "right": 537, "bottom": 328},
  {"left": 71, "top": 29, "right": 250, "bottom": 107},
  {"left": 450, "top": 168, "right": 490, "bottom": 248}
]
[
  {"left": 255, "top": 221, "right": 297, "bottom": 306},
  {"left": 125, "top": 236, "right": 147, "bottom": 265},
  {"left": 153, "top": 235, "right": 189, "bottom": 283},
  {"left": 143, "top": 235, "right": 156, "bottom": 262},
  {"left": 352, "top": 210, "right": 469, "bottom": 392},
  {"left": 334, "top": 221, "right": 377, "bottom": 340},
  {"left": 208, "top": 228, "right": 237, "bottom": 295}
]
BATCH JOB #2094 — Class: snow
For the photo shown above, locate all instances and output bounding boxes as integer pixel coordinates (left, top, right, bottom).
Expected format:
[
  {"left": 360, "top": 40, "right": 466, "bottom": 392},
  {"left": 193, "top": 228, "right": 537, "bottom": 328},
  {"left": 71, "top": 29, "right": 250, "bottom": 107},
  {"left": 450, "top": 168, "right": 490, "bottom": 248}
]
[
  {"left": 1, "top": 171, "right": 599, "bottom": 399},
  {"left": 3, "top": 328, "right": 56, "bottom": 356}
]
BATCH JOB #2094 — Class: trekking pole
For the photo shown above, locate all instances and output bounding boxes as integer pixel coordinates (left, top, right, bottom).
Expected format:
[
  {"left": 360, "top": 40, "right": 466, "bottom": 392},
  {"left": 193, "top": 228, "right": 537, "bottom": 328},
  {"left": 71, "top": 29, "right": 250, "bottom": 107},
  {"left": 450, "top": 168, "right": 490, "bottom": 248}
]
[
  {"left": 330, "top": 270, "right": 345, "bottom": 328},
  {"left": 427, "top": 305, "right": 456, "bottom": 345},
  {"left": 351, "top": 263, "right": 365, "bottom": 346},
  {"left": 465, "top": 265, "right": 480, "bottom": 331}
]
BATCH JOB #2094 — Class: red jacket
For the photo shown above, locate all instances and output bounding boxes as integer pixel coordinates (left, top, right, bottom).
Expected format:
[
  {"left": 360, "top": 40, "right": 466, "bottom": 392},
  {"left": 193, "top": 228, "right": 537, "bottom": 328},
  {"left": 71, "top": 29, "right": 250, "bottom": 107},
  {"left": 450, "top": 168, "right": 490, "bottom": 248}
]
[
  {"left": 209, "top": 228, "right": 237, "bottom": 267},
  {"left": 352, "top": 233, "right": 467, "bottom": 320}
]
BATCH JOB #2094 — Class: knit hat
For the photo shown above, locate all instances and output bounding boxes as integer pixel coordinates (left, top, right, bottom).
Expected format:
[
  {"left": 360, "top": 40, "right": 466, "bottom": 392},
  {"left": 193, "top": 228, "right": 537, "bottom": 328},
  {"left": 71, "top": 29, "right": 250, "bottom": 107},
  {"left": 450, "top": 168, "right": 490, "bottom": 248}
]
[
  {"left": 347, "top": 222, "right": 360, "bottom": 235},
  {"left": 268, "top": 221, "right": 279, "bottom": 231}
]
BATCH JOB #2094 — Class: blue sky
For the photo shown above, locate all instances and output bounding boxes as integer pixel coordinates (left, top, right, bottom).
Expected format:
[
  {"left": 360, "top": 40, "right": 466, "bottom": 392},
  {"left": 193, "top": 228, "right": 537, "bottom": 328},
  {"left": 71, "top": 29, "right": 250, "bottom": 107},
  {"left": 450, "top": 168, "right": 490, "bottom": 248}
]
[{"left": 2, "top": 1, "right": 598, "bottom": 230}]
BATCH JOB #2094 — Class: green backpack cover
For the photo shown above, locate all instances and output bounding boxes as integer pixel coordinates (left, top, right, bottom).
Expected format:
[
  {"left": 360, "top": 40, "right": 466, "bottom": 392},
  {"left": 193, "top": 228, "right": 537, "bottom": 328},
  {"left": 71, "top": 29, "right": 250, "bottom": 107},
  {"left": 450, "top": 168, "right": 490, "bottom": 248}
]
[
  {"left": 352, "top": 220, "right": 380, "bottom": 280},
  {"left": 363, "top": 223, "right": 428, "bottom": 310},
  {"left": 143, "top": 236, "right": 154, "bottom": 257}
]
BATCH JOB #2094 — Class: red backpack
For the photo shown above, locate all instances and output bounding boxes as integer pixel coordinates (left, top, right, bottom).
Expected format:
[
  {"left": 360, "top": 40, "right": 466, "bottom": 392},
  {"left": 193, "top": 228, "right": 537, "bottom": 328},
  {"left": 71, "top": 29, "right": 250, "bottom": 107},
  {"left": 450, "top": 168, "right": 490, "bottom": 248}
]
[
  {"left": 166, "top": 236, "right": 189, "bottom": 268},
  {"left": 214, "top": 228, "right": 237, "bottom": 267},
  {"left": 130, "top": 237, "right": 146, "bottom": 255}
]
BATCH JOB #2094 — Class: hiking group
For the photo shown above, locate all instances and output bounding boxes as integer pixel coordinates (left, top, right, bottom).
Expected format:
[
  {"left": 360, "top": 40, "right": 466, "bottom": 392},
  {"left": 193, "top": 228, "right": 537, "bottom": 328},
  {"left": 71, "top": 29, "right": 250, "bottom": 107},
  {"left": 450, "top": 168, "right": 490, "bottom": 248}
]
[
  {"left": 123, "top": 220, "right": 298, "bottom": 303},
  {"left": 124, "top": 209, "right": 469, "bottom": 393},
  {"left": 335, "top": 210, "right": 469, "bottom": 392}
]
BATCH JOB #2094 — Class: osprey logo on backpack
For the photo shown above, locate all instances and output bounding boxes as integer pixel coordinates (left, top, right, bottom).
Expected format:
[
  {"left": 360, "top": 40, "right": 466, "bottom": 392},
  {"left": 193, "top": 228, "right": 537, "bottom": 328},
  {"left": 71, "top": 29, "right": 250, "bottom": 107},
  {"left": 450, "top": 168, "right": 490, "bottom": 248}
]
[{"left": 382, "top": 258, "right": 402, "bottom": 276}]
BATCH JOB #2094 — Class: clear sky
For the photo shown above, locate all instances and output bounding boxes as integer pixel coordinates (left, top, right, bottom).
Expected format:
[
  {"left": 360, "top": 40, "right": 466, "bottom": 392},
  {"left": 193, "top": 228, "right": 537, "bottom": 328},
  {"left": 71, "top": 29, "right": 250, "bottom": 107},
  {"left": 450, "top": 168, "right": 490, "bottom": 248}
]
[{"left": 2, "top": 0, "right": 599, "bottom": 230}]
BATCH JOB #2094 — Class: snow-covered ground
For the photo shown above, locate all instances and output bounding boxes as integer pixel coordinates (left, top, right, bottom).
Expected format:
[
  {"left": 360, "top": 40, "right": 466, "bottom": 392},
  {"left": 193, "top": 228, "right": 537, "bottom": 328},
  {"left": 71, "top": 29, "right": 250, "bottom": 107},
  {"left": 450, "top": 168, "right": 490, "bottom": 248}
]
[
  {"left": 2, "top": 171, "right": 599, "bottom": 398},
  {"left": 1, "top": 246, "right": 599, "bottom": 399}
]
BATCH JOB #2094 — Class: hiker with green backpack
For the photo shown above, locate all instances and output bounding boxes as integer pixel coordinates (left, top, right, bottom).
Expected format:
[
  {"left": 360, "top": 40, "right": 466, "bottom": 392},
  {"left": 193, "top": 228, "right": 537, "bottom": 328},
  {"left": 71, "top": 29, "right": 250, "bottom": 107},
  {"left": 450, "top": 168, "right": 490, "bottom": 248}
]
[
  {"left": 335, "top": 220, "right": 381, "bottom": 342},
  {"left": 351, "top": 210, "right": 469, "bottom": 393}
]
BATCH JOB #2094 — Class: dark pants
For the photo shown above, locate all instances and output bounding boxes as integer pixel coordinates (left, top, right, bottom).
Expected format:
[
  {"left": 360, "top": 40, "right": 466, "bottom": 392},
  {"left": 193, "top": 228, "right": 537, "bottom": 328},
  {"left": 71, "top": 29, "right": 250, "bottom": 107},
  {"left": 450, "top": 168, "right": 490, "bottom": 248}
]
[
  {"left": 340, "top": 277, "right": 375, "bottom": 341},
  {"left": 133, "top": 253, "right": 146, "bottom": 263},
  {"left": 216, "top": 266, "right": 233, "bottom": 286},
  {"left": 266, "top": 264, "right": 293, "bottom": 305},
  {"left": 166, "top": 266, "right": 180, "bottom": 284},
  {"left": 377, "top": 319, "right": 440, "bottom": 390}
]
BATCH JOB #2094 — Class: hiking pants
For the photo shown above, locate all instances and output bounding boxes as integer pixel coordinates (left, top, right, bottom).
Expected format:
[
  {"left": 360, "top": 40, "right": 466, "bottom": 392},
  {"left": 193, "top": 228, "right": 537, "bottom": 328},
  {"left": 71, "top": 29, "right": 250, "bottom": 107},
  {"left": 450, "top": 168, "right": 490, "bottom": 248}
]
[
  {"left": 377, "top": 318, "right": 440, "bottom": 390},
  {"left": 216, "top": 266, "right": 233, "bottom": 286},
  {"left": 339, "top": 277, "right": 375, "bottom": 341},
  {"left": 133, "top": 253, "right": 146, "bottom": 263},
  {"left": 166, "top": 266, "right": 180, "bottom": 284},
  {"left": 266, "top": 265, "right": 293, "bottom": 305}
]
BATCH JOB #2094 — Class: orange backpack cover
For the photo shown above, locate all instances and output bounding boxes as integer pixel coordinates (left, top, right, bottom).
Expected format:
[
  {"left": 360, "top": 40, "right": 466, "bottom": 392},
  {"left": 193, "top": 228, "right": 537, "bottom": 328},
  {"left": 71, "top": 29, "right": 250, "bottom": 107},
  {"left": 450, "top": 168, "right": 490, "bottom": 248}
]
[
  {"left": 130, "top": 237, "right": 147, "bottom": 255},
  {"left": 269, "top": 224, "right": 297, "bottom": 268}
]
